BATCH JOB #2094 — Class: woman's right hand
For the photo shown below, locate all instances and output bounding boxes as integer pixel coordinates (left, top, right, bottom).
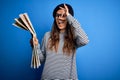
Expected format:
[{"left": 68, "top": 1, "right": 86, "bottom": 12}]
[
  {"left": 33, "top": 35, "right": 39, "bottom": 46},
  {"left": 30, "top": 35, "right": 39, "bottom": 48}
]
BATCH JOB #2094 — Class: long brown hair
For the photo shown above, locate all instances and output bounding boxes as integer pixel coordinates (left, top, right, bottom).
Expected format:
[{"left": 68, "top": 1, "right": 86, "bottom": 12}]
[{"left": 48, "top": 20, "right": 76, "bottom": 55}]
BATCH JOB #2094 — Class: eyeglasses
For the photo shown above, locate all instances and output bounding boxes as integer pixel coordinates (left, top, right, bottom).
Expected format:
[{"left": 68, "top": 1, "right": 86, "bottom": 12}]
[{"left": 56, "top": 13, "right": 66, "bottom": 18}]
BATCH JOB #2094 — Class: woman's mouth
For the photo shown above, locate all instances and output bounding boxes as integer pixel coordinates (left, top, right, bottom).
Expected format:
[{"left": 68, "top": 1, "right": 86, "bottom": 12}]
[{"left": 58, "top": 20, "right": 66, "bottom": 24}]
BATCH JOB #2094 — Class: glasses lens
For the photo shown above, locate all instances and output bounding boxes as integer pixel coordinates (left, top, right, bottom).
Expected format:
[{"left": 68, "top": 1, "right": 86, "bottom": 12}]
[
  {"left": 56, "top": 13, "right": 66, "bottom": 18},
  {"left": 56, "top": 14, "right": 61, "bottom": 17}
]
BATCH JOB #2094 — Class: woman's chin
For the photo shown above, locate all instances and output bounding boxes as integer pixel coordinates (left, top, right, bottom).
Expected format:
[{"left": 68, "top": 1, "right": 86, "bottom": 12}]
[
  {"left": 58, "top": 25, "right": 65, "bottom": 29},
  {"left": 58, "top": 26, "right": 65, "bottom": 30}
]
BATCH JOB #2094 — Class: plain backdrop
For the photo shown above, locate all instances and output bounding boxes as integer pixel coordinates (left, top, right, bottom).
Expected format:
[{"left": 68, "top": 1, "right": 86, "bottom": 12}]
[{"left": 0, "top": 0, "right": 120, "bottom": 80}]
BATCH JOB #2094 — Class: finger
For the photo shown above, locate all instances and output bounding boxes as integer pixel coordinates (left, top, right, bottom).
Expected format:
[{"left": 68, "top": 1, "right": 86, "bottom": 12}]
[
  {"left": 64, "top": 4, "right": 68, "bottom": 11},
  {"left": 33, "top": 37, "right": 38, "bottom": 45},
  {"left": 34, "top": 37, "right": 38, "bottom": 42},
  {"left": 64, "top": 4, "right": 67, "bottom": 9},
  {"left": 59, "top": 7, "right": 65, "bottom": 10},
  {"left": 33, "top": 36, "right": 37, "bottom": 42},
  {"left": 59, "top": 7, "right": 67, "bottom": 14},
  {"left": 32, "top": 37, "right": 35, "bottom": 44}
]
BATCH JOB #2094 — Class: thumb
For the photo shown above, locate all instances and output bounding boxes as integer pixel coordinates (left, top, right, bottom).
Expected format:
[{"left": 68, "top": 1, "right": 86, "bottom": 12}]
[{"left": 32, "top": 35, "right": 38, "bottom": 45}]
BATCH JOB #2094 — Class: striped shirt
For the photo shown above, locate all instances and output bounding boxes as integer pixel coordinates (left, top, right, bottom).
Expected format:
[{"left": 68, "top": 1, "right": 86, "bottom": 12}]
[{"left": 36, "top": 14, "right": 89, "bottom": 80}]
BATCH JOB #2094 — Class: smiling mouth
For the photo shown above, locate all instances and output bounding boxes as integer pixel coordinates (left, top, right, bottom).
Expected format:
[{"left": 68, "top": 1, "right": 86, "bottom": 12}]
[{"left": 58, "top": 20, "right": 66, "bottom": 24}]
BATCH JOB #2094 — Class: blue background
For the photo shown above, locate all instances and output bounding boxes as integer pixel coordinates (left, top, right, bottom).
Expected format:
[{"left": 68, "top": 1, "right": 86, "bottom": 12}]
[{"left": 0, "top": 0, "right": 120, "bottom": 80}]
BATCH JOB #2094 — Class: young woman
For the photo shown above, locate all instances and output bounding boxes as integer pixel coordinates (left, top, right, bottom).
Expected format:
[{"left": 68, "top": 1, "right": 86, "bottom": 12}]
[{"left": 32, "top": 3, "right": 89, "bottom": 80}]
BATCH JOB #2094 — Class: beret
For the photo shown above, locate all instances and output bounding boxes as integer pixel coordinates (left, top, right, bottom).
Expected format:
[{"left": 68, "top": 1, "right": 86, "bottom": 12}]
[{"left": 53, "top": 3, "right": 74, "bottom": 18}]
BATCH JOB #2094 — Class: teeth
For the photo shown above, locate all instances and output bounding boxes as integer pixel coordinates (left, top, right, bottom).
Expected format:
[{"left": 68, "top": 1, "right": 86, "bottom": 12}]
[{"left": 58, "top": 20, "right": 64, "bottom": 24}]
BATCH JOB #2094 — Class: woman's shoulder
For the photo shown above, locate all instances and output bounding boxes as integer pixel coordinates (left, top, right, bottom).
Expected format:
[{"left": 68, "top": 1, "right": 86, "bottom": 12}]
[
  {"left": 44, "top": 31, "right": 51, "bottom": 37},
  {"left": 43, "top": 31, "right": 51, "bottom": 39}
]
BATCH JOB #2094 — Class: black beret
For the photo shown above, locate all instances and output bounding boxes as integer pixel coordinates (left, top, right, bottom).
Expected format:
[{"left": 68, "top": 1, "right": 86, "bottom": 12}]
[{"left": 53, "top": 3, "right": 74, "bottom": 18}]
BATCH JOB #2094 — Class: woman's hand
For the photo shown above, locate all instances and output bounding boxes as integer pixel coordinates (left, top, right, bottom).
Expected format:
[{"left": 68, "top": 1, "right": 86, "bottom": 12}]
[
  {"left": 30, "top": 35, "right": 38, "bottom": 48},
  {"left": 33, "top": 35, "right": 38, "bottom": 46},
  {"left": 59, "top": 4, "right": 69, "bottom": 16}
]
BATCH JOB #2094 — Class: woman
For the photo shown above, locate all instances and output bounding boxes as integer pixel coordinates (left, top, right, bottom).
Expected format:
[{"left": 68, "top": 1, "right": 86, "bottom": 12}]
[{"left": 32, "top": 3, "right": 89, "bottom": 80}]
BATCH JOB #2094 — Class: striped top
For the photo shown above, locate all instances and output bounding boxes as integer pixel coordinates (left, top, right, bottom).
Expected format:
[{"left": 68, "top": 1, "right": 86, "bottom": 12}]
[{"left": 36, "top": 14, "right": 89, "bottom": 80}]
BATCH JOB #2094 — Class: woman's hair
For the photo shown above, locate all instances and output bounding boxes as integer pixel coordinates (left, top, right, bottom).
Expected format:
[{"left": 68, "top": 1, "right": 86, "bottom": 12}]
[{"left": 47, "top": 3, "right": 76, "bottom": 55}]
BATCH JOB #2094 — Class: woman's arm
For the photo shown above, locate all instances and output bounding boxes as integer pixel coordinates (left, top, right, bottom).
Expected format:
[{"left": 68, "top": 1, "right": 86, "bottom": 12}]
[
  {"left": 67, "top": 14, "right": 89, "bottom": 48},
  {"left": 61, "top": 4, "right": 89, "bottom": 48},
  {"left": 35, "top": 43, "right": 46, "bottom": 63},
  {"left": 32, "top": 35, "right": 46, "bottom": 63}
]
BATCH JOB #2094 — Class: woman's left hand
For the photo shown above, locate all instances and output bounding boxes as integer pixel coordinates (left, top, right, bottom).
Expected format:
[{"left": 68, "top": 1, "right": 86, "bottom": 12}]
[{"left": 59, "top": 4, "right": 69, "bottom": 16}]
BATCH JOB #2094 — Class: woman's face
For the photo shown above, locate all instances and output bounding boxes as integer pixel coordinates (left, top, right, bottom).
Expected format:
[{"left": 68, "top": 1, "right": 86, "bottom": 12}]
[{"left": 55, "top": 9, "right": 67, "bottom": 32}]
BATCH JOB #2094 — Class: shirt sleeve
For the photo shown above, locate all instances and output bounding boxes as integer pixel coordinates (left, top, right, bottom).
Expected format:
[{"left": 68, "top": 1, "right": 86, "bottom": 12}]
[
  {"left": 67, "top": 14, "right": 89, "bottom": 48},
  {"left": 35, "top": 34, "right": 46, "bottom": 63}
]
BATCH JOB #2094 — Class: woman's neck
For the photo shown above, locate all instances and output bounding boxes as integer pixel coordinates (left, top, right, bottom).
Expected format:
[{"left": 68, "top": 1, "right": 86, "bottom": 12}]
[{"left": 60, "top": 29, "right": 65, "bottom": 33}]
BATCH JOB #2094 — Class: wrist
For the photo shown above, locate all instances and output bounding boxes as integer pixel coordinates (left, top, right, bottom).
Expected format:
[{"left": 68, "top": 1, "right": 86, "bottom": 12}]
[{"left": 66, "top": 13, "right": 70, "bottom": 16}]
